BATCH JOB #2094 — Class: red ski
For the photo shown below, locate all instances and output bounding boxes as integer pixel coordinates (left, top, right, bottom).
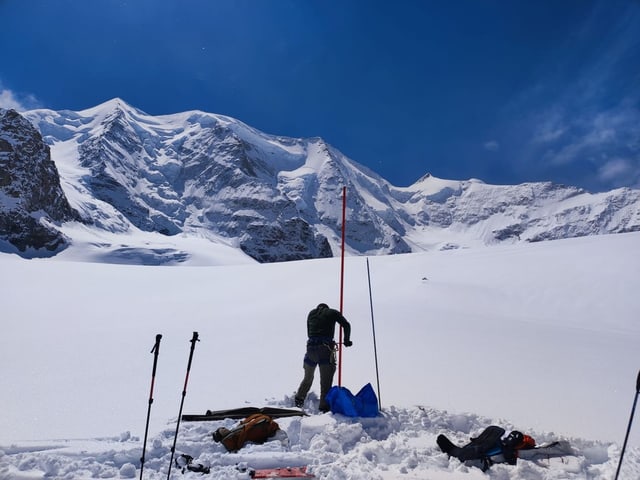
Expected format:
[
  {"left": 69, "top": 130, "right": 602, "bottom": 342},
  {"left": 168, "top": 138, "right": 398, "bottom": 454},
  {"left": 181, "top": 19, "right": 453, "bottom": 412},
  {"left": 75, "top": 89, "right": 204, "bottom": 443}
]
[{"left": 250, "top": 466, "right": 315, "bottom": 478}]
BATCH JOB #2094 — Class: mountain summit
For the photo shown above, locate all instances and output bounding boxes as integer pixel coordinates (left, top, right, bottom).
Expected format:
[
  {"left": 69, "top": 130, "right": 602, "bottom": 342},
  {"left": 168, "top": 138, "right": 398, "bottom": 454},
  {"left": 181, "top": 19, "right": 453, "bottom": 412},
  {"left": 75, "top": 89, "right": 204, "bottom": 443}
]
[{"left": 1, "top": 99, "right": 638, "bottom": 263}]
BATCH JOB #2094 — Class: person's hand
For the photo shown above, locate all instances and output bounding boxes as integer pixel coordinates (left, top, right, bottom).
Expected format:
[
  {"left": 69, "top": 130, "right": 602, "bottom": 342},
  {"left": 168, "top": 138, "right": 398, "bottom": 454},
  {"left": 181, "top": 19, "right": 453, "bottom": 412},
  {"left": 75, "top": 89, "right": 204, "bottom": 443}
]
[{"left": 344, "top": 340, "right": 353, "bottom": 347}]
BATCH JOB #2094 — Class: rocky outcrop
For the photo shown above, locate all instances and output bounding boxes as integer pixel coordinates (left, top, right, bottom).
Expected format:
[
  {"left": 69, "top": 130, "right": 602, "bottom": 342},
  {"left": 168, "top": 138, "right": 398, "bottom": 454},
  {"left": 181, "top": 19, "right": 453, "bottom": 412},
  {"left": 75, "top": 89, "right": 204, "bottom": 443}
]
[{"left": 0, "top": 109, "right": 80, "bottom": 255}]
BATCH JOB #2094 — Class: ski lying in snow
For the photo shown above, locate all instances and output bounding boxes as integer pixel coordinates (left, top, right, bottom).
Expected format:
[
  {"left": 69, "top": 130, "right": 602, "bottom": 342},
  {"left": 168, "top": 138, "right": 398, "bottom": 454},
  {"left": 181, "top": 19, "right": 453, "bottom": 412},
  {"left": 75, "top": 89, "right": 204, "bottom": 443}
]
[
  {"left": 182, "top": 406, "right": 307, "bottom": 421},
  {"left": 517, "top": 441, "right": 577, "bottom": 461},
  {"left": 249, "top": 466, "right": 314, "bottom": 478}
]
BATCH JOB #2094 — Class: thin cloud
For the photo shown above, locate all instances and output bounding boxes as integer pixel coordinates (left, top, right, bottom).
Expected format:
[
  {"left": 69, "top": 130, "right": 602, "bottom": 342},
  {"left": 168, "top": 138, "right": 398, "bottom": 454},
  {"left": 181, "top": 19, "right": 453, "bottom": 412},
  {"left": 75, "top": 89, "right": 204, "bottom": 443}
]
[
  {"left": 501, "top": 1, "right": 640, "bottom": 191},
  {"left": 529, "top": 78, "right": 639, "bottom": 170},
  {"left": 0, "top": 83, "right": 40, "bottom": 111},
  {"left": 598, "top": 158, "right": 633, "bottom": 182},
  {"left": 483, "top": 140, "right": 500, "bottom": 152},
  {"left": 597, "top": 156, "right": 640, "bottom": 189},
  {"left": 0, "top": 88, "right": 25, "bottom": 111},
  {"left": 539, "top": 102, "right": 640, "bottom": 169},
  {"left": 530, "top": 107, "right": 567, "bottom": 144}
]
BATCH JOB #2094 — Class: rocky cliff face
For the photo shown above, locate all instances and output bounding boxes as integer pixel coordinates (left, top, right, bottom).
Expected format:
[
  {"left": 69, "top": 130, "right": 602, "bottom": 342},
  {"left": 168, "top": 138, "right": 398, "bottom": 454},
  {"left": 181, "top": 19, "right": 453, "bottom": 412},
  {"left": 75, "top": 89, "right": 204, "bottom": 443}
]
[
  {"left": 0, "top": 109, "right": 80, "bottom": 255},
  {"left": 2, "top": 99, "right": 637, "bottom": 263}
]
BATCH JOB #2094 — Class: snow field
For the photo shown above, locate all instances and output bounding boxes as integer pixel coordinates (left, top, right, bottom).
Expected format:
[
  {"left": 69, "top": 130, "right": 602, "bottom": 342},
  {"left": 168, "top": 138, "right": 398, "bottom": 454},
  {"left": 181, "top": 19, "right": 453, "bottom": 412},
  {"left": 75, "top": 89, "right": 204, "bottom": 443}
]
[{"left": 1, "top": 232, "right": 639, "bottom": 478}]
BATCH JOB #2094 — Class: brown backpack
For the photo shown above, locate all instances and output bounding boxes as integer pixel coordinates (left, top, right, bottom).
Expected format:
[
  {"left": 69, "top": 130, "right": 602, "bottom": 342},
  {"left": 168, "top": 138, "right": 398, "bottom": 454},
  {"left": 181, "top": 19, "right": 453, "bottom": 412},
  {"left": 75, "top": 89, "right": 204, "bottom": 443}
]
[{"left": 213, "top": 413, "right": 280, "bottom": 452}]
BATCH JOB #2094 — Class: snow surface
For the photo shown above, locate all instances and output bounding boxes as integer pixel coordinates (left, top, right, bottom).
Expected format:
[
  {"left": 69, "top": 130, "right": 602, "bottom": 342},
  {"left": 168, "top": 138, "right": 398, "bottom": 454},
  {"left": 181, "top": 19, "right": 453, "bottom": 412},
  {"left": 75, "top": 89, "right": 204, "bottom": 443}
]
[{"left": 1, "top": 232, "right": 639, "bottom": 479}]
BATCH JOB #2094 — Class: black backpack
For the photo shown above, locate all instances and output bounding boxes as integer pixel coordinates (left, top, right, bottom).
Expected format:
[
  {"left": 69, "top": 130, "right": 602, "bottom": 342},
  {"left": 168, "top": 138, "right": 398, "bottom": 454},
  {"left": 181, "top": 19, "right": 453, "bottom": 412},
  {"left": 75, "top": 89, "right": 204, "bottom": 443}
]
[
  {"left": 438, "top": 425, "right": 509, "bottom": 471},
  {"left": 456, "top": 425, "right": 506, "bottom": 461},
  {"left": 439, "top": 426, "right": 535, "bottom": 471}
]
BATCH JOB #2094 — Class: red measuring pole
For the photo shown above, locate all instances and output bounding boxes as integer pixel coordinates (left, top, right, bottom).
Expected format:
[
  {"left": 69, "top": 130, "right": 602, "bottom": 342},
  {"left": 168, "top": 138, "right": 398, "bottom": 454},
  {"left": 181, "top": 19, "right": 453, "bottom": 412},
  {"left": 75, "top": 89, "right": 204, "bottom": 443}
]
[{"left": 338, "top": 186, "right": 346, "bottom": 386}]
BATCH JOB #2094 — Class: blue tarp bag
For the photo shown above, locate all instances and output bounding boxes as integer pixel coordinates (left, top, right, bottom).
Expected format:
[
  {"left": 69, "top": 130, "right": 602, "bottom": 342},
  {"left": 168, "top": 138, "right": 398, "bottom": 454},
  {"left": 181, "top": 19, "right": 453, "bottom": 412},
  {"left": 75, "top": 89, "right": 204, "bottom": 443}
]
[
  {"left": 325, "top": 383, "right": 379, "bottom": 417},
  {"left": 355, "top": 383, "right": 379, "bottom": 417}
]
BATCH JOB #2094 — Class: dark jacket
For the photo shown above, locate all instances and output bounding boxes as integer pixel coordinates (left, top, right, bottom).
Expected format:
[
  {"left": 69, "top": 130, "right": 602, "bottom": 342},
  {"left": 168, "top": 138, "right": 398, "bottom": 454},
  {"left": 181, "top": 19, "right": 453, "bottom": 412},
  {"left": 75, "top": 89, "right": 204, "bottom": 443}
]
[
  {"left": 439, "top": 426, "right": 526, "bottom": 472},
  {"left": 307, "top": 305, "right": 351, "bottom": 343}
]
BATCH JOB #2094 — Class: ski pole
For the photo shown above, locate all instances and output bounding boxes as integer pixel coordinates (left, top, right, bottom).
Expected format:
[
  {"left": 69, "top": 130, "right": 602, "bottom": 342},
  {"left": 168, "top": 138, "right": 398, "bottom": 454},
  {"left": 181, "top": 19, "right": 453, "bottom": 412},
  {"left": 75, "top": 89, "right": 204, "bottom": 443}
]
[
  {"left": 167, "top": 332, "right": 200, "bottom": 480},
  {"left": 140, "top": 334, "right": 162, "bottom": 480},
  {"left": 614, "top": 368, "right": 640, "bottom": 480},
  {"left": 366, "top": 258, "right": 382, "bottom": 410}
]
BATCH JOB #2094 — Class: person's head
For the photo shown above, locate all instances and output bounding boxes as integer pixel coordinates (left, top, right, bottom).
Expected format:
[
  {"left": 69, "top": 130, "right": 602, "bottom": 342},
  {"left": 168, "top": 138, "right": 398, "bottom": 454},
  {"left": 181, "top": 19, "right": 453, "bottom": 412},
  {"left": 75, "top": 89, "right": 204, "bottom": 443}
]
[
  {"left": 316, "top": 303, "right": 329, "bottom": 310},
  {"left": 502, "top": 431, "right": 524, "bottom": 449}
]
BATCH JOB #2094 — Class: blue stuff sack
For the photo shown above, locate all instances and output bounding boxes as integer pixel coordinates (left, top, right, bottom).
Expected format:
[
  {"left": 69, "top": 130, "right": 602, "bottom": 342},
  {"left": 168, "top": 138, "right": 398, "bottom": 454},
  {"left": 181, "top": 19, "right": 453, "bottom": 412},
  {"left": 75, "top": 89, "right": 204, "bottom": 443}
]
[{"left": 325, "top": 383, "right": 379, "bottom": 417}]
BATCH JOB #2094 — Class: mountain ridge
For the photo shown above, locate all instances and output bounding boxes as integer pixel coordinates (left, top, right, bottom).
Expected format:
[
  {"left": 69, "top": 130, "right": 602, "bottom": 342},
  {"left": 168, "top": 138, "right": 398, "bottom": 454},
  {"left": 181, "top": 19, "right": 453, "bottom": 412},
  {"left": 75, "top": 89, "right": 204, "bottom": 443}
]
[{"left": 1, "top": 98, "right": 638, "bottom": 264}]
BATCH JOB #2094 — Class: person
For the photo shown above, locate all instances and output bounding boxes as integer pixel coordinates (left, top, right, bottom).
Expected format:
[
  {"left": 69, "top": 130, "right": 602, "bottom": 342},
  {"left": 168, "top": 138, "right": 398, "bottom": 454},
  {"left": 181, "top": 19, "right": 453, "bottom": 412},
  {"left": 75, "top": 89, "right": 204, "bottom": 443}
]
[
  {"left": 437, "top": 426, "right": 536, "bottom": 471},
  {"left": 294, "top": 303, "right": 352, "bottom": 412}
]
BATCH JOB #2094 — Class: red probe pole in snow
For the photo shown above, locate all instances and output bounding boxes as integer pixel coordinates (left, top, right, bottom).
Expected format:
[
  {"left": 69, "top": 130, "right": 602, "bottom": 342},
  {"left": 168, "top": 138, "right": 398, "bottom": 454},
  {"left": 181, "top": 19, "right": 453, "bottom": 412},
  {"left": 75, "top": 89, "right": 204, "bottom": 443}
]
[{"left": 338, "top": 186, "right": 346, "bottom": 386}]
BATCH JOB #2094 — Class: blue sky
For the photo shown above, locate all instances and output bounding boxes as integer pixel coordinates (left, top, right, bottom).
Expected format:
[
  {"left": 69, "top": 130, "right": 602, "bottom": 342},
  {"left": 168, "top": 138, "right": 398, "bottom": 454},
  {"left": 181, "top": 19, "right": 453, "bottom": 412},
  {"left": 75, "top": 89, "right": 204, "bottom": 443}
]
[{"left": 1, "top": 0, "right": 639, "bottom": 192}]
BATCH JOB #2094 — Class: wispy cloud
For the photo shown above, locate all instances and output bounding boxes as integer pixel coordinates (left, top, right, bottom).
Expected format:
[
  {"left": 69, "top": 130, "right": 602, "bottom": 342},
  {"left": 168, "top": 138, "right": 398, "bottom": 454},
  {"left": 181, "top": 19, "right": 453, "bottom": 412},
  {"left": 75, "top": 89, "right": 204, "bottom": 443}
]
[
  {"left": 0, "top": 83, "right": 40, "bottom": 111},
  {"left": 537, "top": 103, "right": 638, "bottom": 163},
  {"left": 0, "top": 89, "right": 26, "bottom": 111},
  {"left": 483, "top": 140, "right": 500, "bottom": 152},
  {"left": 502, "top": 2, "right": 640, "bottom": 191},
  {"left": 598, "top": 157, "right": 634, "bottom": 183},
  {"left": 531, "top": 97, "right": 640, "bottom": 190}
]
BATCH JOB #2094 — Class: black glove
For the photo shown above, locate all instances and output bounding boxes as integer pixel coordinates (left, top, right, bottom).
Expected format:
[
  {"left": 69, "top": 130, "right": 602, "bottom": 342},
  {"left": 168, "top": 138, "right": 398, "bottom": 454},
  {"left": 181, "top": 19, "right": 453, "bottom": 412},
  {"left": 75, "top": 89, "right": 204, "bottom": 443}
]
[{"left": 343, "top": 340, "right": 353, "bottom": 347}]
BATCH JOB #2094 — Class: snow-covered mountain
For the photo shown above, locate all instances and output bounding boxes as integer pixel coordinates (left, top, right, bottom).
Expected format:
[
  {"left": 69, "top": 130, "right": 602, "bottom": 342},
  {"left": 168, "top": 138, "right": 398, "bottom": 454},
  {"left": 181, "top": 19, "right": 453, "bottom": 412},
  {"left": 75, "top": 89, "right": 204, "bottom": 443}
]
[{"left": 2, "top": 99, "right": 639, "bottom": 263}]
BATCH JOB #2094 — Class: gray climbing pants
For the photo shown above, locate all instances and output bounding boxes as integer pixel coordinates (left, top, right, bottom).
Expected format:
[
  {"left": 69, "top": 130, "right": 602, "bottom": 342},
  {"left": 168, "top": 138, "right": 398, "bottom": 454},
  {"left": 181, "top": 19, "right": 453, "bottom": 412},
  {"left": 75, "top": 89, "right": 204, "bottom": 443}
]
[{"left": 295, "top": 342, "right": 337, "bottom": 410}]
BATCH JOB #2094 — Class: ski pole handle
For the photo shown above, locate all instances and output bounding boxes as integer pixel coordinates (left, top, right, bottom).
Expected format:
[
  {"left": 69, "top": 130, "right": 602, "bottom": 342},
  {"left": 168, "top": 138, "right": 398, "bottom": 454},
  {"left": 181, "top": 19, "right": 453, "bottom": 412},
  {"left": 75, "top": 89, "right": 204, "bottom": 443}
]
[
  {"left": 150, "top": 334, "right": 162, "bottom": 378},
  {"left": 151, "top": 334, "right": 162, "bottom": 353},
  {"left": 141, "top": 333, "right": 163, "bottom": 480},
  {"left": 183, "top": 332, "right": 199, "bottom": 391}
]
